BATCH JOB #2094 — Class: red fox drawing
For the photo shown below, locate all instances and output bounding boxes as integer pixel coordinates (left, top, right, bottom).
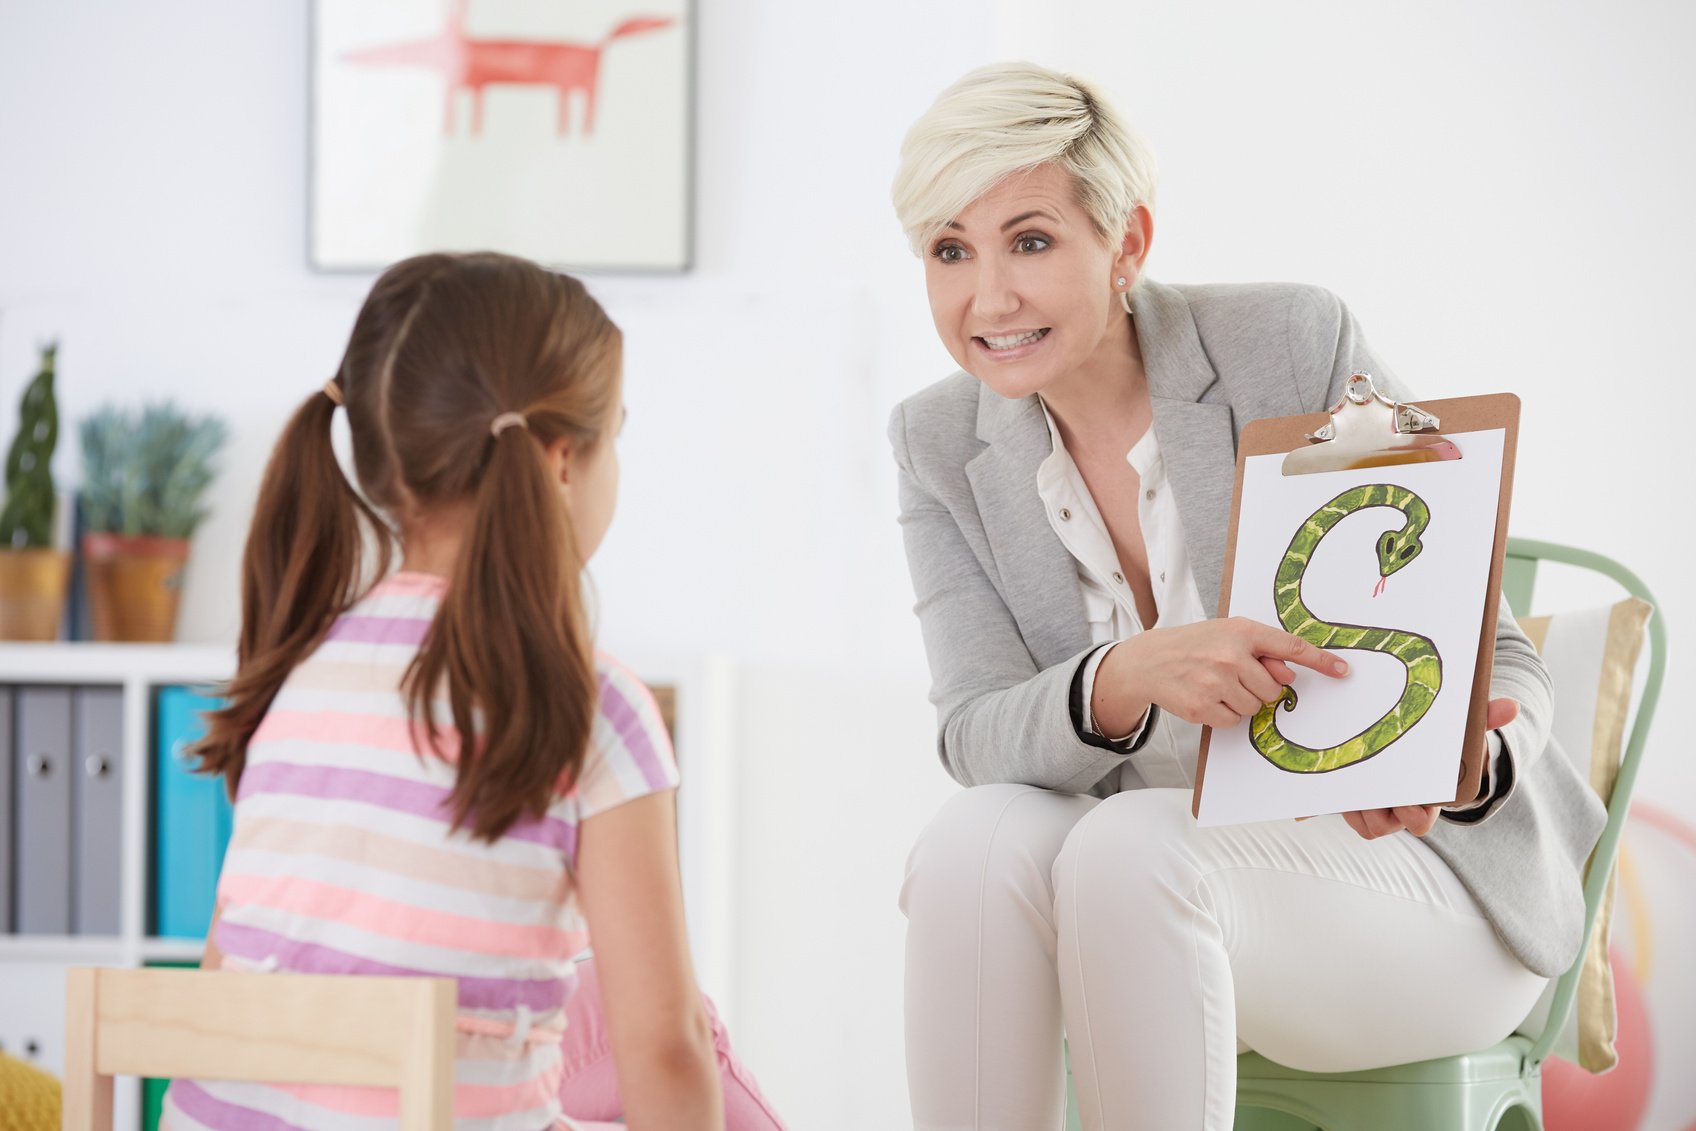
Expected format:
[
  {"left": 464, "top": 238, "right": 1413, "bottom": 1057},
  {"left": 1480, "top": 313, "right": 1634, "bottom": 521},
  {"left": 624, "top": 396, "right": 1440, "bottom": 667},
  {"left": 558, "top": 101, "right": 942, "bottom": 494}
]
[{"left": 342, "top": 0, "right": 675, "bottom": 136}]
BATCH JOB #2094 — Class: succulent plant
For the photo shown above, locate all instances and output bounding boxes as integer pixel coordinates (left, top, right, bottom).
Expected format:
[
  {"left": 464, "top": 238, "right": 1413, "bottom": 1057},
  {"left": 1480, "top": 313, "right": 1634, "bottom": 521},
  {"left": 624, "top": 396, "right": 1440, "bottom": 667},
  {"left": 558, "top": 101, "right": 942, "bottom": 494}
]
[
  {"left": 80, "top": 402, "right": 228, "bottom": 539},
  {"left": 0, "top": 343, "right": 61, "bottom": 550}
]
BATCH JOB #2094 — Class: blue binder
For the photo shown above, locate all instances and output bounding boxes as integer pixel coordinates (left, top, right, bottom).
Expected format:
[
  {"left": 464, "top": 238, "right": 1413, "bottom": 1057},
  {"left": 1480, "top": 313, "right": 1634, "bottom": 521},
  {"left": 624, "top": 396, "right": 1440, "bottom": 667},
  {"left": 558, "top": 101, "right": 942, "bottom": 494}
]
[{"left": 153, "top": 687, "right": 233, "bottom": 939}]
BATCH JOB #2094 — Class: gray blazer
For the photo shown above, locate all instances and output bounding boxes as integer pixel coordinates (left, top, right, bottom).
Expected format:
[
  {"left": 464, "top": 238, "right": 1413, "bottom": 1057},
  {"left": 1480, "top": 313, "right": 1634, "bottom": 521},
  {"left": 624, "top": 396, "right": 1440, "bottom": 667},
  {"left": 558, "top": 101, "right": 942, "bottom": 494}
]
[{"left": 887, "top": 279, "right": 1605, "bottom": 978}]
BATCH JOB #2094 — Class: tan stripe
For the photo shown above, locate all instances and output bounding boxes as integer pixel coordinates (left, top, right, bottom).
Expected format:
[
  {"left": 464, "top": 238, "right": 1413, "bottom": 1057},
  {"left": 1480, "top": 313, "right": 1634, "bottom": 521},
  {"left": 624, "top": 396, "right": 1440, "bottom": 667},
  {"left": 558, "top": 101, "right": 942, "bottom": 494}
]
[
  {"left": 1589, "top": 597, "right": 1651, "bottom": 801},
  {"left": 1572, "top": 596, "right": 1652, "bottom": 1073},
  {"left": 456, "top": 1030, "right": 568, "bottom": 1062},
  {"left": 287, "top": 660, "right": 411, "bottom": 693},
  {"left": 231, "top": 815, "right": 564, "bottom": 902},
  {"left": 1516, "top": 614, "right": 1551, "bottom": 654},
  {"left": 1577, "top": 862, "right": 1621, "bottom": 1072}
]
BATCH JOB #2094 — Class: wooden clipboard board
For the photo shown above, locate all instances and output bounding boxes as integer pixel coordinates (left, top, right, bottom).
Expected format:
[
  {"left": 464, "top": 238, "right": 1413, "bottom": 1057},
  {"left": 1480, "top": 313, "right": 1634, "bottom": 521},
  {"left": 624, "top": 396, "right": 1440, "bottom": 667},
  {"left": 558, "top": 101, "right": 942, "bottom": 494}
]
[{"left": 1191, "top": 374, "right": 1521, "bottom": 818}]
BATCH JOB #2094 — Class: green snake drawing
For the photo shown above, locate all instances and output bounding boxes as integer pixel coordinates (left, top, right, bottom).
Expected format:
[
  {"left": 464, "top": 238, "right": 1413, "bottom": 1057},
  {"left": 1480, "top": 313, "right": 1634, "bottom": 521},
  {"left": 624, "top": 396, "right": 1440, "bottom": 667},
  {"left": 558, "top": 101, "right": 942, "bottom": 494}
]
[{"left": 1250, "top": 483, "right": 1443, "bottom": 774}]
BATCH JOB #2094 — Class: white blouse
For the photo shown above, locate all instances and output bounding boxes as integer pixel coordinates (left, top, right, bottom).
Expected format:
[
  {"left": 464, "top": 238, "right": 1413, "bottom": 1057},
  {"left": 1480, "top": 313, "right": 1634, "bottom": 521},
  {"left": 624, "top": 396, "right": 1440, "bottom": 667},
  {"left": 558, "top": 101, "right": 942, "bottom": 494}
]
[{"left": 1035, "top": 399, "right": 1206, "bottom": 791}]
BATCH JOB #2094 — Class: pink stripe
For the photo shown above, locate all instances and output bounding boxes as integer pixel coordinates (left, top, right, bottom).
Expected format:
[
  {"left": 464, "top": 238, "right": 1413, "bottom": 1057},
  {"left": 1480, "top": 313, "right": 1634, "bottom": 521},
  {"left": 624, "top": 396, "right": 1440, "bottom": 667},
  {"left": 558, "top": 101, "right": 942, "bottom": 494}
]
[
  {"left": 273, "top": 1066, "right": 562, "bottom": 1118},
  {"left": 218, "top": 872, "right": 588, "bottom": 958},
  {"left": 596, "top": 674, "right": 673, "bottom": 792},
  {"left": 256, "top": 709, "right": 462, "bottom": 761},
  {"left": 235, "top": 760, "right": 576, "bottom": 853},
  {"left": 326, "top": 615, "right": 432, "bottom": 645}
]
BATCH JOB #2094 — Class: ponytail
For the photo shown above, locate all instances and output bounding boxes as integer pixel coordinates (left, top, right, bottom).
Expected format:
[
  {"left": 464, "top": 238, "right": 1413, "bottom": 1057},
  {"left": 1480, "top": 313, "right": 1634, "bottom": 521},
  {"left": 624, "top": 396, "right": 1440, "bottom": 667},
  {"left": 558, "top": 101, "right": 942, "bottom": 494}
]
[
  {"left": 193, "top": 386, "right": 392, "bottom": 793},
  {"left": 404, "top": 425, "right": 596, "bottom": 842},
  {"left": 204, "top": 253, "right": 618, "bottom": 835}
]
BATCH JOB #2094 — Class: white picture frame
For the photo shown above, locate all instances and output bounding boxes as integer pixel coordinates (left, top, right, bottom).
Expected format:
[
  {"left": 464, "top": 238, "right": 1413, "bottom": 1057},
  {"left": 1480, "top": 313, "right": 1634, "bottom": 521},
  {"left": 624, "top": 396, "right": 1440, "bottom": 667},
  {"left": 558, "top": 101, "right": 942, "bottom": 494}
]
[{"left": 311, "top": 0, "right": 693, "bottom": 272}]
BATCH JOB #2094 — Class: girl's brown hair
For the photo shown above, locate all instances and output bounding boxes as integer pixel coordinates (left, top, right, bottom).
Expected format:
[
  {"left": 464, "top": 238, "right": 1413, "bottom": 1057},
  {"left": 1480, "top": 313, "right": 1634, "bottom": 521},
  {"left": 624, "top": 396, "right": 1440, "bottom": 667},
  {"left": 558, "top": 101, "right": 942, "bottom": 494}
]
[{"left": 195, "top": 252, "right": 623, "bottom": 840}]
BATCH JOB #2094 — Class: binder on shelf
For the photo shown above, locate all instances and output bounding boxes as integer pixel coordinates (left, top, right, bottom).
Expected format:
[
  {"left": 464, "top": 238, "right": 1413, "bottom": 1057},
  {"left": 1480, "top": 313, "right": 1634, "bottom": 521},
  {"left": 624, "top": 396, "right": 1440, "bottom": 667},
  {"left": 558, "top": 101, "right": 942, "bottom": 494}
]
[
  {"left": 72, "top": 686, "right": 124, "bottom": 935},
  {"left": 14, "top": 687, "right": 73, "bottom": 934},
  {"left": 153, "top": 686, "right": 233, "bottom": 939},
  {"left": 0, "top": 687, "right": 13, "bottom": 934}
]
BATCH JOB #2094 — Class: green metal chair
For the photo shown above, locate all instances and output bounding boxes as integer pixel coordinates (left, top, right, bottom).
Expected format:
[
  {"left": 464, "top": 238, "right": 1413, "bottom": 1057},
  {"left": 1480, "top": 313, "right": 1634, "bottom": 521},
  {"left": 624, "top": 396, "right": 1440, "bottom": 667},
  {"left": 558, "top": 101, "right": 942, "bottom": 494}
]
[{"left": 1063, "top": 537, "right": 1666, "bottom": 1131}]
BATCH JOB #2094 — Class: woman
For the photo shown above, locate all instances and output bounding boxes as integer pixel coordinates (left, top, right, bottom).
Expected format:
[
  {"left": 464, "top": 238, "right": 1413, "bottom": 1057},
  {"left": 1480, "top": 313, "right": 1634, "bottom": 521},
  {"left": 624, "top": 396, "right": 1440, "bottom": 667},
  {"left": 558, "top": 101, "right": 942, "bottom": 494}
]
[{"left": 888, "top": 62, "right": 1604, "bottom": 1130}]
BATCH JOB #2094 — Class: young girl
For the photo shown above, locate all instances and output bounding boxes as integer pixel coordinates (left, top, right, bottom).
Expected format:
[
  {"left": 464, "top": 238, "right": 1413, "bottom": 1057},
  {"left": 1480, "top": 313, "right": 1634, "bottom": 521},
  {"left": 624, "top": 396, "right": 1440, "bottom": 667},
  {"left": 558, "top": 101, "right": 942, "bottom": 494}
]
[{"left": 161, "top": 252, "right": 786, "bottom": 1131}]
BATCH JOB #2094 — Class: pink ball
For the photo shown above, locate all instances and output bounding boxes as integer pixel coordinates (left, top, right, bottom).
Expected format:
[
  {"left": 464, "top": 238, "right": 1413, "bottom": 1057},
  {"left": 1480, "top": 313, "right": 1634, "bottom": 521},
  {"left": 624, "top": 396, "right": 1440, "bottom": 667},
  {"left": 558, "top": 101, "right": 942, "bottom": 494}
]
[{"left": 1542, "top": 949, "right": 1653, "bottom": 1131}]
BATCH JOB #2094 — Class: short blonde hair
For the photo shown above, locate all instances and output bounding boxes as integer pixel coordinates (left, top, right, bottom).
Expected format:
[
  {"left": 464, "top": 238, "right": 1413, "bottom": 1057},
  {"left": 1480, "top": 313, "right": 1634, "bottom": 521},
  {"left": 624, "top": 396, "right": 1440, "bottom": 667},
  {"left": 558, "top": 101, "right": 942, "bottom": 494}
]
[{"left": 892, "top": 62, "right": 1158, "bottom": 256}]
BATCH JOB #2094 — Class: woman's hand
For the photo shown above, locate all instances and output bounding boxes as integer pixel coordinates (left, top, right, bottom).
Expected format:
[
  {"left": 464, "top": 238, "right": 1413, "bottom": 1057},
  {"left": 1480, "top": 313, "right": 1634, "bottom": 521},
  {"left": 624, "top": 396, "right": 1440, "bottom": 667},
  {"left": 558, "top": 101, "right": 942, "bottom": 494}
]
[
  {"left": 1341, "top": 805, "right": 1441, "bottom": 839},
  {"left": 1341, "top": 698, "right": 1520, "bottom": 840},
  {"left": 1093, "top": 616, "right": 1351, "bottom": 737}
]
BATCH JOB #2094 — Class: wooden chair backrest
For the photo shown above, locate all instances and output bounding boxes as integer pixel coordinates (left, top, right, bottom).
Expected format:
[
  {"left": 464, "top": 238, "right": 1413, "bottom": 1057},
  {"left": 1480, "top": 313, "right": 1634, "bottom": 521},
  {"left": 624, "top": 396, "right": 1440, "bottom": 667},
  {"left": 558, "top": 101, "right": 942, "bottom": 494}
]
[{"left": 62, "top": 967, "right": 456, "bottom": 1131}]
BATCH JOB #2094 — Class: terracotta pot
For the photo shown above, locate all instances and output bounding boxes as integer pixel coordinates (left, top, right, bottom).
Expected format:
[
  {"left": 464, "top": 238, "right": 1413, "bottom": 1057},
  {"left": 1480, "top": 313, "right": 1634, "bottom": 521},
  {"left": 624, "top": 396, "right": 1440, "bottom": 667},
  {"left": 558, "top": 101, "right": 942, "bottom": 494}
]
[
  {"left": 0, "top": 548, "right": 73, "bottom": 641},
  {"left": 82, "top": 532, "right": 191, "bottom": 643}
]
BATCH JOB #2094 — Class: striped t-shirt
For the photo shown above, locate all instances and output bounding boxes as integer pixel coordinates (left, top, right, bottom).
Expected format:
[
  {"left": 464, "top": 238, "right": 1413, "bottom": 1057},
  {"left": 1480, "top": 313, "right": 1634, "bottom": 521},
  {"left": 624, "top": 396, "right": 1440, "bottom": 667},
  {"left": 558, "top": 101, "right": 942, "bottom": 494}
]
[{"left": 162, "top": 571, "right": 680, "bottom": 1131}]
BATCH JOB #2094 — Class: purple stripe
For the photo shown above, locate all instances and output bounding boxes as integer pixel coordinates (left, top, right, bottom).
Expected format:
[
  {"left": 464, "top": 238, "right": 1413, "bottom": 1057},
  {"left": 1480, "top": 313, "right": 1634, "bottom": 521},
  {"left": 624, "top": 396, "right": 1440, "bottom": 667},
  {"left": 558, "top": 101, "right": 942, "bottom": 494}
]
[
  {"left": 597, "top": 675, "right": 672, "bottom": 792},
  {"left": 237, "top": 761, "right": 576, "bottom": 854},
  {"left": 325, "top": 615, "right": 432, "bottom": 645},
  {"left": 169, "top": 1080, "right": 309, "bottom": 1131},
  {"left": 215, "top": 921, "right": 574, "bottom": 1013}
]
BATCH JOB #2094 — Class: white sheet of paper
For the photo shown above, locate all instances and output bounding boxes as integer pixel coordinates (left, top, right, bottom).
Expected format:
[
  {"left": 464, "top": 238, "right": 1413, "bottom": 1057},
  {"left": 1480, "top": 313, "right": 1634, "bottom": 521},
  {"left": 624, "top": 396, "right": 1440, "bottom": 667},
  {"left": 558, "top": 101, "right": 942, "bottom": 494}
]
[{"left": 1195, "top": 428, "right": 1507, "bottom": 826}]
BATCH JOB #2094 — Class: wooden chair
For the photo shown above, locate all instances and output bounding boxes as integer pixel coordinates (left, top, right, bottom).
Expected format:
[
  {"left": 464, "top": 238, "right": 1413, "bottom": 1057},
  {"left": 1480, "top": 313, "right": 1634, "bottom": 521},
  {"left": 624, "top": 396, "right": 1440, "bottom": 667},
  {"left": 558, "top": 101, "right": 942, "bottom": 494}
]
[{"left": 62, "top": 967, "right": 456, "bottom": 1131}]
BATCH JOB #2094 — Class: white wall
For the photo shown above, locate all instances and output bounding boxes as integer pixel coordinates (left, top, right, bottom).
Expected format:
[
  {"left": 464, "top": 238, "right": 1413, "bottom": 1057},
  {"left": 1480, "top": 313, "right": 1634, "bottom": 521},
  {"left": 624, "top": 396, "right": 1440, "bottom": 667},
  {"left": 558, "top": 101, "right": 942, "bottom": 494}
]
[
  {"left": 990, "top": 0, "right": 1694, "bottom": 798},
  {"left": 3, "top": 1, "right": 1691, "bottom": 1127}
]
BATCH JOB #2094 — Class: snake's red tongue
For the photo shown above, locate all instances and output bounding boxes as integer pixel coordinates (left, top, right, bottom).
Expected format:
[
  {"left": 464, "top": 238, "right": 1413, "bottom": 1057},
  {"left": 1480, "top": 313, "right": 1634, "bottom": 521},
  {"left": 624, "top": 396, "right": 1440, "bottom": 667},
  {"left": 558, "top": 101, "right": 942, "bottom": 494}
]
[{"left": 1373, "top": 575, "right": 1388, "bottom": 598}]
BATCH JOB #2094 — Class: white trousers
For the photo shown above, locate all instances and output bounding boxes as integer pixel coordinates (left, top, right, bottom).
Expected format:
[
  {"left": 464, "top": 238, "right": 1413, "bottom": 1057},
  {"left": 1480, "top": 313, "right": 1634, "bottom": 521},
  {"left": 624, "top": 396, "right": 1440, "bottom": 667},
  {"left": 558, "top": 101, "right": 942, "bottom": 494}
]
[{"left": 899, "top": 786, "right": 1548, "bottom": 1131}]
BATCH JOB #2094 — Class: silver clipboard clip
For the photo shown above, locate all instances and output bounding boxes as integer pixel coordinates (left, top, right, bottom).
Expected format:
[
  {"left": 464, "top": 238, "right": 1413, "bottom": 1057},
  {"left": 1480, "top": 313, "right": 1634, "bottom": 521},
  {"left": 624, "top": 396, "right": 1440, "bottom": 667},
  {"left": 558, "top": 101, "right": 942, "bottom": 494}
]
[{"left": 1282, "top": 372, "right": 1462, "bottom": 476}]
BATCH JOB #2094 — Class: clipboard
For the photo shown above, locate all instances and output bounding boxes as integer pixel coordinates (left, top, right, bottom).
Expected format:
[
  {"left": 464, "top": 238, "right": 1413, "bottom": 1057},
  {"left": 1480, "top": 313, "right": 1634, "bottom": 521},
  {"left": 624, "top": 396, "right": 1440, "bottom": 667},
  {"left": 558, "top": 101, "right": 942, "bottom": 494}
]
[{"left": 1192, "top": 373, "right": 1520, "bottom": 818}]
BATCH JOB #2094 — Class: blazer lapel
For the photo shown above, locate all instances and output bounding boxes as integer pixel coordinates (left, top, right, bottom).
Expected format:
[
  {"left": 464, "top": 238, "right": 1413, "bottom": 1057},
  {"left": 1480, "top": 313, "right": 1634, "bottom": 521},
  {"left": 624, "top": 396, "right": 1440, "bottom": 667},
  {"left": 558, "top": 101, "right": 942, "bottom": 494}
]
[
  {"left": 964, "top": 388, "right": 1093, "bottom": 668},
  {"left": 1134, "top": 282, "right": 1240, "bottom": 619},
  {"left": 957, "top": 280, "right": 1247, "bottom": 653}
]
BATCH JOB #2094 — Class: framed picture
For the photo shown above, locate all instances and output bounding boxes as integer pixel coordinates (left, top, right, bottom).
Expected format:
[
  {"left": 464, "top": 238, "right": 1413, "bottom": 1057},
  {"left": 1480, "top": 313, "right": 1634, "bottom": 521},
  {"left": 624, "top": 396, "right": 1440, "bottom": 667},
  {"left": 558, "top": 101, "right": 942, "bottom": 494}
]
[{"left": 311, "top": 0, "right": 693, "bottom": 272}]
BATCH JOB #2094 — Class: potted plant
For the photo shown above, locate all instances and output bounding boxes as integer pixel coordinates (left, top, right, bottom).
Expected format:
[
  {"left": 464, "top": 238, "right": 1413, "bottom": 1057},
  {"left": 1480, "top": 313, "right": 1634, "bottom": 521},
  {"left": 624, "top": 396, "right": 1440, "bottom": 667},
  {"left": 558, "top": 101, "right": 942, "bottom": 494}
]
[
  {"left": 0, "top": 344, "right": 72, "bottom": 641},
  {"left": 80, "top": 402, "right": 228, "bottom": 642}
]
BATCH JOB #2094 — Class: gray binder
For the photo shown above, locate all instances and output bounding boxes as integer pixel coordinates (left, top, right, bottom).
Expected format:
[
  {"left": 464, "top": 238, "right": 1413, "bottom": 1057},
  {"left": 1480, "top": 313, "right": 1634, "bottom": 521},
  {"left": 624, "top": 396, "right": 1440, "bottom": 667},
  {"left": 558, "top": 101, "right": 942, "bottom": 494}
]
[
  {"left": 15, "top": 687, "right": 73, "bottom": 934},
  {"left": 0, "top": 687, "right": 13, "bottom": 934},
  {"left": 73, "top": 687, "right": 124, "bottom": 935}
]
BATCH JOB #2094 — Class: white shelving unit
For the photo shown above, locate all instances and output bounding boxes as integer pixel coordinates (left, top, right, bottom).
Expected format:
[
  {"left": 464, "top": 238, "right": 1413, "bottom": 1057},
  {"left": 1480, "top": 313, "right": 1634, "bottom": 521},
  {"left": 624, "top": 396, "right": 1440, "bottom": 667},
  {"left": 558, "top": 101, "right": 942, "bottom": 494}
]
[
  {"left": 0, "top": 640, "right": 735, "bottom": 1123},
  {"left": 0, "top": 642, "right": 232, "bottom": 1127}
]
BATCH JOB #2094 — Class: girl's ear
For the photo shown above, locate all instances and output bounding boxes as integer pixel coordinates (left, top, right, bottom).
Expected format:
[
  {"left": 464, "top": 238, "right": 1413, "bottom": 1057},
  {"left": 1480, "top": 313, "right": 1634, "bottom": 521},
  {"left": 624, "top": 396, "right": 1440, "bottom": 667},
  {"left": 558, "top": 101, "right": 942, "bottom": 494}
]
[{"left": 545, "top": 437, "right": 574, "bottom": 485}]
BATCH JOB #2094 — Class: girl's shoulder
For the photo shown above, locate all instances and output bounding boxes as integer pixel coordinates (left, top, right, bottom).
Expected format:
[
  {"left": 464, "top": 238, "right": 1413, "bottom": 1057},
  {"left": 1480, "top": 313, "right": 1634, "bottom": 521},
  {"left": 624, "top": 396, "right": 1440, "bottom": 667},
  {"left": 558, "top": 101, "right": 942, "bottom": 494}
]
[
  {"left": 594, "top": 651, "right": 670, "bottom": 742},
  {"left": 572, "top": 652, "right": 681, "bottom": 818}
]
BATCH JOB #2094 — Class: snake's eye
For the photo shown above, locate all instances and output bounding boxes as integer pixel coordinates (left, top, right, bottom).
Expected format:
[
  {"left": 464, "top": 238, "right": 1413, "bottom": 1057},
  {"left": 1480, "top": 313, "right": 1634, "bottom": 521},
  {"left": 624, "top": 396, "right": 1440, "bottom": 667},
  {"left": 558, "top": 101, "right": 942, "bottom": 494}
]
[
  {"left": 1383, "top": 535, "right": 1395, "bottom": 553},
  {"left": 1399, "top": 546, "right": 1416, "bottom": 560}
]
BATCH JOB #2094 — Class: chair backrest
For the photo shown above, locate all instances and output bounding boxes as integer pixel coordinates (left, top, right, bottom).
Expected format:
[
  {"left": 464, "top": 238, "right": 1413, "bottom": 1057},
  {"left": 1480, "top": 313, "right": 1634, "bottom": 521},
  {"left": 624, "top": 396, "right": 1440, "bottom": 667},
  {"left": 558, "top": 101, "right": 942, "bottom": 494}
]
[
  {"left": 1501, "top": 537, "right": 1667, "bottom": 1071},
  {"left": 62, "top": 967, "right": 457, "bottom": 1131}
]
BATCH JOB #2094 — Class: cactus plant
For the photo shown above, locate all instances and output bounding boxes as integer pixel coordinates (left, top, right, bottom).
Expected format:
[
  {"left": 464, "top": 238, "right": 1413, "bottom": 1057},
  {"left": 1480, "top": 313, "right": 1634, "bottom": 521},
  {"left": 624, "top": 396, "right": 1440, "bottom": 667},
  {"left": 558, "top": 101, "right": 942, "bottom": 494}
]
[
  {"left": 80, "top": 402, "right": 228, "bottom": 538},
  {"left": 0, "top": 343, "right": 60, "bottom": 550}
]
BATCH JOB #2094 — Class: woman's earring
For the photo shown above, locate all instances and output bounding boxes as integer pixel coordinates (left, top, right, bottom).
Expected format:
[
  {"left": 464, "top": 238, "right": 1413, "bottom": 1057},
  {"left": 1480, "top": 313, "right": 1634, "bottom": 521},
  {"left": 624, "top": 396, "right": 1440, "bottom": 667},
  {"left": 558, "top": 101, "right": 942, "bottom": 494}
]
[{"left": 1117, "top": 277, "right": 1134, "bottom": 315}]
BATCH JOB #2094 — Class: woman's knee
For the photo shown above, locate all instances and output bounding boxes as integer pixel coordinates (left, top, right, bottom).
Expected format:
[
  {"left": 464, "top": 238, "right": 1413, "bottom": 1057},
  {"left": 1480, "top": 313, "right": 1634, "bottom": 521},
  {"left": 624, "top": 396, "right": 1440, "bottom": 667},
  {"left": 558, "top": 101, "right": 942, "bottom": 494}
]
[
  {"left": 1051, "top": 788, "right": 1202, "bottom": 900},
  {"left": 900, "top": 784, "right": 1096, "bottom": 920}
]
